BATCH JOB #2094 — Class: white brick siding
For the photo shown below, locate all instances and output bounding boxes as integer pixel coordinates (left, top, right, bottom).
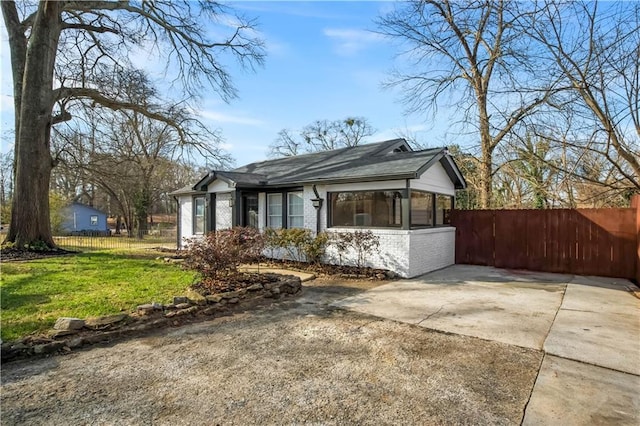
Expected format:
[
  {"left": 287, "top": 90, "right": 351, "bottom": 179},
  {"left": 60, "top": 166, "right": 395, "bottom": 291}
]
[
  {"left": 408, "top": 228, "right": 455, "bottom": 277},
  {"left": 323, "top": 227, "right": 455, "bottom": 278},
  {"left": 325, "top": 228, "right": 410, "bottom": 276}
]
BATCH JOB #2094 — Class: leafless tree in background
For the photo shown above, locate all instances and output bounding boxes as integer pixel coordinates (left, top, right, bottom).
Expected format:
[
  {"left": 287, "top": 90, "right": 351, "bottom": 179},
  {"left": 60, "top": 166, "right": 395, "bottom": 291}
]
[
  {"left": 378, "top": 0, "right": 555, "bottom": 208},
  {"left": 268, "top": 117, "right": 375, "bottom": 158},
  {"left": 527, "top": 1, "right": 639, "bottom": 195}
]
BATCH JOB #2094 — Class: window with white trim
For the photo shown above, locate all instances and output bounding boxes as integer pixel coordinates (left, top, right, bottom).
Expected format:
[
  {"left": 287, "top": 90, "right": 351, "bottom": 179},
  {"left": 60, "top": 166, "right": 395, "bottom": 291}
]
[
  {"left": 194, "top": 196, "right": 205, "bottom": 234},
  {"left": 267, "top": 193, "right": 283, "bottom": 228},
  {"left": 287, "top": 192, "right": 304, "bottom": 228},
  {"left": 90, "top": 215, "right": 98, "bottom": 226}
]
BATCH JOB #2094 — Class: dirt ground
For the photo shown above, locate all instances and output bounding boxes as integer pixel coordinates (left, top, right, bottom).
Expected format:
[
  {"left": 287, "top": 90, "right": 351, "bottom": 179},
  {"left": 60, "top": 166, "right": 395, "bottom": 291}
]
[{"left": 1, "top": 279, "right": 542, "bottom": 425}]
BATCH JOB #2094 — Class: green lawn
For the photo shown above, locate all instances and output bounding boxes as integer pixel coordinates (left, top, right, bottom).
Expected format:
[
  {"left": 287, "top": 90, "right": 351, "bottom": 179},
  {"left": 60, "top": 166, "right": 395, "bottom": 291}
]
[{"left": 1, "top": 251, "right": 196, "bottom": 341}]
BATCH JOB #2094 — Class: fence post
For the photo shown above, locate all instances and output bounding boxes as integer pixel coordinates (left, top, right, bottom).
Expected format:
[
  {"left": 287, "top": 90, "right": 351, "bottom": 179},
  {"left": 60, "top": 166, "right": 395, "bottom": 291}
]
[{"left": 632, "top": 195, "right": 640, "bottom": 284}]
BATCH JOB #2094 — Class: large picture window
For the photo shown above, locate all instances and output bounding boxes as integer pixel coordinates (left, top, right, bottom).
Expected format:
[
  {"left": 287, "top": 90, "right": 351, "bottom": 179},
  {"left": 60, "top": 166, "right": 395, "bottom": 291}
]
[
  {"left": 411, "top": 191, "right": 433, "bottom": 227},
  {"left": 410, "top": 190, "right": 453, "bottom": 227},
  {"left": 287, "top": 192, "right": 304, "bottom": 228},
  {"left": 193, "top": 196, "right": 205, "bottom": 234},
  {"left": 267, "top": 193, "right": 283, "bottom": 228},
  {"left": 329, "top": 191, "right": 402, "bottom": 228}
]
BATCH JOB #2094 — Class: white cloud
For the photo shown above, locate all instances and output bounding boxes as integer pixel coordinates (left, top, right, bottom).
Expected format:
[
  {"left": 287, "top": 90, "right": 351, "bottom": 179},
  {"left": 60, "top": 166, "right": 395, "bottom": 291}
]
[
  {"left": 323, "top": 28, "right": 384, "bottom": 56},
  {"left": 198, "top": 109, "right": 265, "bottom": 126}
]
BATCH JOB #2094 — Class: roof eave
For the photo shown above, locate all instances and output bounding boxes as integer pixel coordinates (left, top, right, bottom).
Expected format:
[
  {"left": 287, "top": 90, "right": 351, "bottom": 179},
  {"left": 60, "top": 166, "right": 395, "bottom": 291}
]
[{"left": 270, "top": 173, "right": 417, "bottom": 187}]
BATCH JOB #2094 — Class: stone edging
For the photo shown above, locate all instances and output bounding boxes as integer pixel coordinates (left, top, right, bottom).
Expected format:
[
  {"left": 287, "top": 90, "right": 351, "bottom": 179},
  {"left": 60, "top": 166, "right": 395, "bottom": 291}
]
[{"left": 1, "top": 274, "right": 302, "bottom": 363}]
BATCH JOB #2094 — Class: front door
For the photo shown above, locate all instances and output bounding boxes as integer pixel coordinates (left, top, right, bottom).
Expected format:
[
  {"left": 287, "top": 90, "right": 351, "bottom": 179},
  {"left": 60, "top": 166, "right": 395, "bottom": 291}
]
[{"left": 242, "top": 193, "right": 259, "bottom": 228}]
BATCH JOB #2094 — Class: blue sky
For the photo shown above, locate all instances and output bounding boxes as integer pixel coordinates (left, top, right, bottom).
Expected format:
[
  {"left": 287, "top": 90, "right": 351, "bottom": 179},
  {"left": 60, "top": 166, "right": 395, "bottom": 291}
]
[{"left": 0, "top": 1, "right": 461, "bottom": 168}]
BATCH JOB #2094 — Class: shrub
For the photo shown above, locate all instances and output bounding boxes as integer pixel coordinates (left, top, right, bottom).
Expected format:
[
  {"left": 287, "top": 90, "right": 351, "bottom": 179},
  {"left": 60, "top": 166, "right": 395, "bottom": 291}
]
[
  {"left": 303, "top": 231, "right": 329, "bottom": 265},
  {"left": 330, "top": 230, "right": 380, "bottom": 271},
  {"left": 262, "top": 228, "right": 329, "bottom": 265},
  {"left": 350, "top": 230, "right": 380, "bottom": 270},
  {"left": 277, "top": 228, "right": 311, "bottom": 262},
  {"left": 263, "top": 227, "right": 281, "bottom": 259},
  {"left": 182, "top": 227, "right": 264, "bottom": 283}
]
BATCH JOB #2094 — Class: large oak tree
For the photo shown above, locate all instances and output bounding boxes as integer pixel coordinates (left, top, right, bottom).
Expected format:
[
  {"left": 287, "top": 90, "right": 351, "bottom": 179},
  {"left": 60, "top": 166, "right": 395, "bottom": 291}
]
[{"left": 2, "top": 0, "right": 264, "bottom": 248}]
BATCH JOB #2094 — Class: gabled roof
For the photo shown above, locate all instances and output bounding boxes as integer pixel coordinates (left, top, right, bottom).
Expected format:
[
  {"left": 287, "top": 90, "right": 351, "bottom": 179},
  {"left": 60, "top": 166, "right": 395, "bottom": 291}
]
[
  {"left": 175, "top": 138, "right": 466, "bottom": 194},
  {"left": 68, "top": 202, "right": 108, "bottom": 215}
]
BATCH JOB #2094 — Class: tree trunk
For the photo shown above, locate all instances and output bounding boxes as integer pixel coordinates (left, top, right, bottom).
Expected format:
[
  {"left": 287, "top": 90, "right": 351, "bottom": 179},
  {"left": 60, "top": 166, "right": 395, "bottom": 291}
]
[
  {"left": 4, "top": 2, "right": 63, "bottom": 248},
  {"left": 134, "top": 189, "right": 150, "bottom": 240},
  {"left": 478, "top": 94, "right": 494, "bottom": 209}
]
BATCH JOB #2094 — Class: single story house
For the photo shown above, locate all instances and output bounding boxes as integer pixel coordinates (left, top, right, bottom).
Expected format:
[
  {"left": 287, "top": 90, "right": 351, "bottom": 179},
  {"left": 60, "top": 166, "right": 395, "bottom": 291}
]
[
  {"left": 171, "top": 139, "right": 466, "bottom": 278},
  {"left": 60, "top": 202, "right": 109, "bottom": 235}
]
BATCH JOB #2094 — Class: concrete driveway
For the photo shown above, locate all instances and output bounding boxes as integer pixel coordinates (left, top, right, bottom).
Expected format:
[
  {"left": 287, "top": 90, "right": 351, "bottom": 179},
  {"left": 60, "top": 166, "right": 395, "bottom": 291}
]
[{"left": 334, "top": 265, "right": 640, "bottom": 425}]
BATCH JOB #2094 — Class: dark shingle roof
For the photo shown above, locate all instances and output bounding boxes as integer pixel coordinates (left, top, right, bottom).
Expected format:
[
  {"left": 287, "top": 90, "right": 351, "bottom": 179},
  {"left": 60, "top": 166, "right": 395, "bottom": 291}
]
[{"left": 183, "top": 139, "right": 466, "bottom": 192}]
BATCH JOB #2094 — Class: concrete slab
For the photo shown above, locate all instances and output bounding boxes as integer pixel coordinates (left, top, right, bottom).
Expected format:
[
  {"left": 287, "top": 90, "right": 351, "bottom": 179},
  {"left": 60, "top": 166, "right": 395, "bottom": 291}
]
[
  {"left": 523, "top": 355, "right": 640, "bottom": 426},
  {"left": 544, "top": 279, "right": 640, "bottom": 376},
  {"left": 333, "top": 266, "right": 566, "bottom": 349}
]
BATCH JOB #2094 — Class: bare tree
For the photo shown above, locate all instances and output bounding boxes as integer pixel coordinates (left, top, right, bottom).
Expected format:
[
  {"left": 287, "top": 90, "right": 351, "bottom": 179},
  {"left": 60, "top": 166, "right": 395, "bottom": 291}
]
[
  {"left": 378, "top": 0, "right": 554, "bottom": 208},
  {"left": 2, "top": 1, "right": 264, "bottom": 248},
  {"left": 268, "top": 117, "right": 375, "bottom": 158},
  {"left": 527, "top": 1, "right": 640, "bottom": 192},
  {"left": 53, "top": 72, "right": 229, "bottom": 238}
]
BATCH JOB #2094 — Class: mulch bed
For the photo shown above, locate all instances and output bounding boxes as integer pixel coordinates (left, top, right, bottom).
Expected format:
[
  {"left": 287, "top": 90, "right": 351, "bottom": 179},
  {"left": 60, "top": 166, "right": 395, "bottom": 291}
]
[
  {"left": 1, "top": 247, "right": 78, "bottom": 262},
  {"left": 260, "top": 259, "right": 395, "bottom": 280}
]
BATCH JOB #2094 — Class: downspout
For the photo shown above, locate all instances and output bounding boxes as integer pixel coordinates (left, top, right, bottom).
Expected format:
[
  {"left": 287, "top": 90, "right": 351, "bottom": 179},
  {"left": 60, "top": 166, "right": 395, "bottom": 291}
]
[{"left": 174, "top": 196, "right": 180, "bottom": 250}]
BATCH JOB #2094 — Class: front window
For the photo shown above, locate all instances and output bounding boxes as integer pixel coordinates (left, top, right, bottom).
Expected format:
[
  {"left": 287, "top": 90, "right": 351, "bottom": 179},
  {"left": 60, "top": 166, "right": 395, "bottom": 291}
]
[
  {"left": 90, "top": 215, "right": 98, "bottom": 226},
  {"left": 329, "top": 191, "right": 402, "bottom": 228},
  {"left": 267, "top": 193, "right": 283, "bottom": 228},
  {"left": 194, "top": 196, "right": 205, "bottom": 234},
  {"left": 287, "top": 192, "right": 304, "bottom": 228},
  {"left": 411, "top": 191, "right": 433, "bottom": 227}
]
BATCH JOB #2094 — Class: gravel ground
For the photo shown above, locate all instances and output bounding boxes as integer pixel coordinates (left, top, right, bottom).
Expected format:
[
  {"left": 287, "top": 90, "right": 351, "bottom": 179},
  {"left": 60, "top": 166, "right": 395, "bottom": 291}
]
[{"left": 1, "top": 279, "right": 542, "bottom": 425}]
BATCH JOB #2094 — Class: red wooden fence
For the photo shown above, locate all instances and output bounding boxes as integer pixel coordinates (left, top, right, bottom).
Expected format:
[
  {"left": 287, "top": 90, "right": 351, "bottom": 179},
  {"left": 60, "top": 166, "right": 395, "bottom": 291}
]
[{"left": 451, "top": 199, "right": 640, "bottom": 281}]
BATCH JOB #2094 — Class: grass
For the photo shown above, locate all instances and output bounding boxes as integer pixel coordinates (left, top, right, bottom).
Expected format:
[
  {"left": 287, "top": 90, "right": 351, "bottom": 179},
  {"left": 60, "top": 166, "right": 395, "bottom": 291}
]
[{"left": 0, "top": 250, "right": 196, "bottom": 341}]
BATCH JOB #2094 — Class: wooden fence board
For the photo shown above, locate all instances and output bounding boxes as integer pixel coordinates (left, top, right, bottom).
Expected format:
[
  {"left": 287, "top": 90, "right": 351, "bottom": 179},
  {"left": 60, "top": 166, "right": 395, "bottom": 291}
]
[{"left": 451, "top": 207, "right": 638, "bottom": 280}]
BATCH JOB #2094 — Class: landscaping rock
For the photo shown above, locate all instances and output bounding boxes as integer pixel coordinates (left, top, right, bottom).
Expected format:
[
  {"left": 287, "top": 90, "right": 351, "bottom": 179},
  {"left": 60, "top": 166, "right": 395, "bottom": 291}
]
[
  {"left": 173, "top": 296, "right": 189, "bottom": 305},
  {"left": 48, "top": 329, "right": 78, "bottom": 339},
  {"left": 152, "top": 302, "right": 164, "bottom": 310},
  {"left": 54, "top": 317, "right": 85, "bottom": 331},
  {"left": 173, "top": 306, "right": 199, "bottom": 317},
  {"left": 165, "top": 304, "right": 177, "bottom": 310},
  {"left": 67, "top": 337, "right": 84, "bottom": 349},
  {"left": 136, "top": 304, "right": 155, "bottom": 314},
  {"left": 175, "top": 303, "right": 191, "bottom": 309},
  {"left": 228, "top": 298, "right": 240, "bottom": 304},
  {"left": 33, "top": 341, "right": 65, "bottom": 355},
  {"left": 271, "top": 287, "right": 281, "bottom": 295},
  {"left": 85, "top": 314, "right": 128, "bottom": 329},
  {"left": 247, "top": 283, "right": 263, "bottom": 291},
  {"left": 202, "top": 306, "right": 223, "bottom": 315},
  {"left": 206, "top": 295, "right": 223, "bottom": 304},
  {"left": 219, "top": 289, "right": 247, "bottom": 299},
  {"left": 263, "top": 291, "right": 273, "bottom": 298}
]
